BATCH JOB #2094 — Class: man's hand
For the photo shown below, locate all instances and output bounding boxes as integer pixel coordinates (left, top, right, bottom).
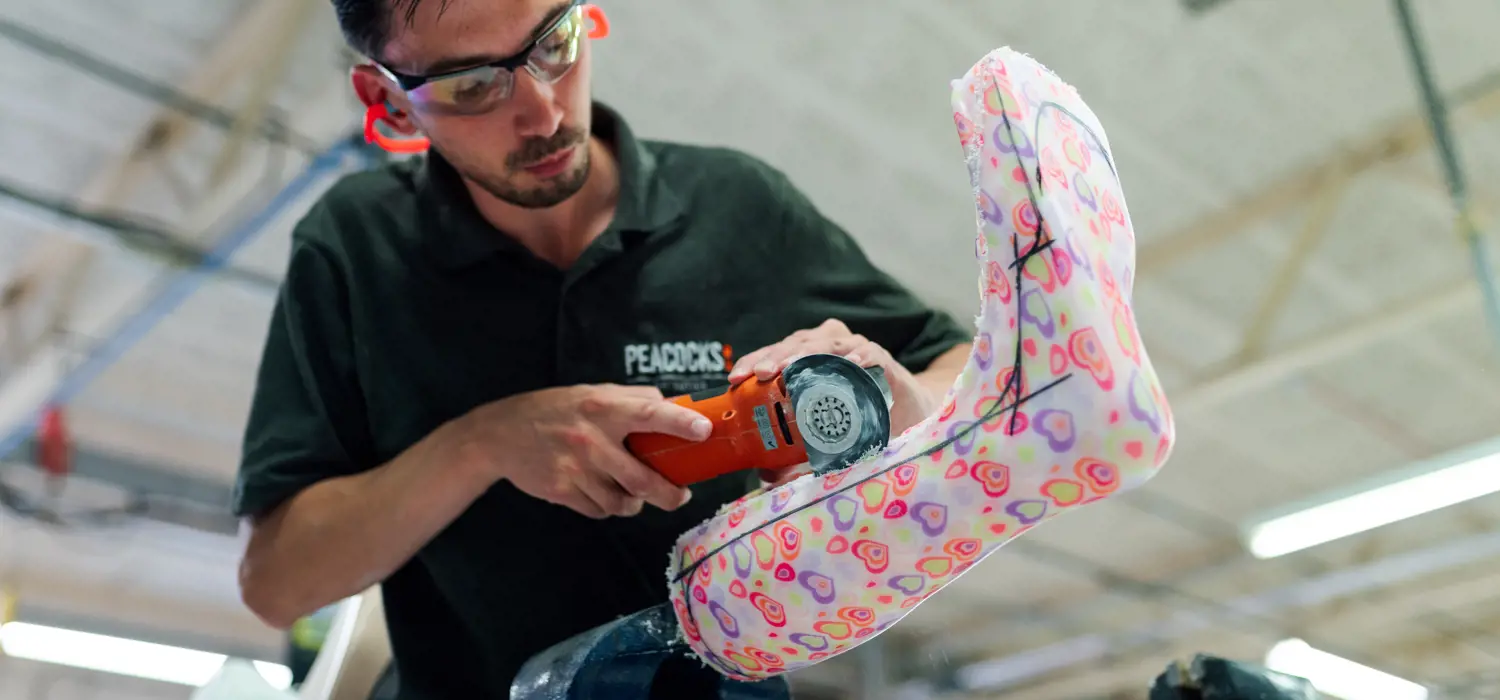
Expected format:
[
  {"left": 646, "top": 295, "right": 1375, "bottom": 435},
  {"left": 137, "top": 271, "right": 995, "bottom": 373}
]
[
  {"left": 446, "top": 384, "right": 712, "bottom": 519},
  {"left": 727, "top": 319, "right": 939, "bottom": 444}
]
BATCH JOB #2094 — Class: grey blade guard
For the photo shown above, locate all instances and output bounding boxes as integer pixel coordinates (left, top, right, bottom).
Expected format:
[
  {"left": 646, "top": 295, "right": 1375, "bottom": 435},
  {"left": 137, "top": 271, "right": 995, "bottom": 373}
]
[{"left": 782, "top": 354, "right": 893, "bottom": 475}]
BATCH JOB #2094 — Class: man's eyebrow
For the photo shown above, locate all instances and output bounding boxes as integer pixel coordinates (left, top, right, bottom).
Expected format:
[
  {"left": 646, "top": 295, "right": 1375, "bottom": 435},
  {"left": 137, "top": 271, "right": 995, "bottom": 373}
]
[
  {"left": 416, "top": 1, "right": 571, "bottom": 76},
  {"left": 422, "top": 52, "right": 506, "bottom": 75}
]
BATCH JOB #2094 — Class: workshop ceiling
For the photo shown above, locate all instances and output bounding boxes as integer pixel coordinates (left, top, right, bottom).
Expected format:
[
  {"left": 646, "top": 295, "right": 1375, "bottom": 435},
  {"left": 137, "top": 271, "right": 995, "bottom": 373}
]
[{"left": 2, "top": 0, "right": 1499, "bottom": 698}]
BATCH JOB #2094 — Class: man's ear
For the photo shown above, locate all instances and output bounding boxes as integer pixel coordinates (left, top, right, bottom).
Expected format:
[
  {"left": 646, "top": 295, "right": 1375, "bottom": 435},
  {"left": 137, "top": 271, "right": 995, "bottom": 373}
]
[{"left": 351, "top": 65, "right": 418, "bottom": 135}]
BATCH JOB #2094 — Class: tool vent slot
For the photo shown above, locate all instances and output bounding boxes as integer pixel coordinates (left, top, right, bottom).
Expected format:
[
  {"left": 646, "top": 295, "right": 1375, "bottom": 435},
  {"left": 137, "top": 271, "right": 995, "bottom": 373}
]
[{"left": 774, "top": 402, "right": 795, "bottom": 446}]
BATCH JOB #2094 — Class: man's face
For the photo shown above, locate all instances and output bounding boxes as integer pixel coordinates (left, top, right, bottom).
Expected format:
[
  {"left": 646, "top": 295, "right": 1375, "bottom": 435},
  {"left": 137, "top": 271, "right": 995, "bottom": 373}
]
[{"left": 379, "top": 0, "right": 594, "bottom": 208}]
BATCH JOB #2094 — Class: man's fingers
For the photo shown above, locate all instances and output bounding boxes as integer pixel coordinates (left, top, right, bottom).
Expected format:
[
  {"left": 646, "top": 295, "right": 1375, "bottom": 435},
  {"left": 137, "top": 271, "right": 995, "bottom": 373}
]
[
  {"left": 776, "top": 334, "right": 870, "bottom": 376},
  {"left": 566, "top": 430, "right": 685, "bottom": 515},
  {"left": 750, "top": 339, "right": 819, "bottom": 380},
  {"left": 752, "top": 335, "right": 872, "bottom": 381},
  {"left": 581, "top": 388, "right": 711, "bottom": 441},
  {"left": 574, "top": 467, "right": 642, "bottom": 517},
  {"left": 599, "top": 445, "right": 694, "bottom": 512},
  {"left": 759, "top": 463, "right": 808, "bottom": 488},
  {"left": 844, "top": 340, "right": 891, "bottom": 368},
  {"left": 830, "top": 334, "right": 869, "bottom": 356},
  {"left": 728, "top": 348, "right": 773, "bottom": 383},
  {"left": 751, "top": 346, "right": 799, "bottom": 379},
  {"left": 731, "top": 331, "right": 828, "bottom": 382},
  {"left": 571, "top": 390, "right": 704, "bottom": 514},
  {"left": 559, "top": 488, "right": 609, "bottom": 519},
  {"left": 729, "top": 322, "right": 855, "bottom": 383},
  {"left": 818, "top": 318, "right": 850, "bottom": 334},
  {"left": 601, "top": 396, "right": 712, "bottom": 442}
]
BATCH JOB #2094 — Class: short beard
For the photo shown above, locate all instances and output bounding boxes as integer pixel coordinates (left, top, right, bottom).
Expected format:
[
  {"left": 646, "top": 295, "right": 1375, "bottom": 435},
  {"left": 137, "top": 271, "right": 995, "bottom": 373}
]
[{"left": 473, "top": 126, "right": 592, "bottom": 209}]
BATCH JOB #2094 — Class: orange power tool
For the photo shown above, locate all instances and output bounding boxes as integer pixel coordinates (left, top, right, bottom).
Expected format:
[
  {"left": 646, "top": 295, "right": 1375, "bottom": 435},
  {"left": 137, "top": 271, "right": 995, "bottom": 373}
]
[{"left": 625, "top": 354, "right": 894, "bottom": 487}]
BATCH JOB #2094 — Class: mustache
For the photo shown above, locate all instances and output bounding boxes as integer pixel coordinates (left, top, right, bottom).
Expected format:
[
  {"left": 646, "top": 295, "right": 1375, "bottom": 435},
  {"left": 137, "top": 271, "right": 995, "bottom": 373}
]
[{"left": 508, "top": 126, "right": 587, "bottom": 168}]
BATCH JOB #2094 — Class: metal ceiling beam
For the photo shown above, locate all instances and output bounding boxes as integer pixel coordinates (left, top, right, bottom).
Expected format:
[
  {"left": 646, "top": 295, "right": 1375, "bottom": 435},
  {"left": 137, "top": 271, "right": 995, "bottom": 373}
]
[
  {"left": 0, "top": 13, "right": 317, "bottom": 155},
  {"left": 146, "top": 0, "right": 321, "bottom": 160},
  {"left": 0, "top": 0, "right": 324, "bottom": 450},
  {"left": 0, "top": 0, "right": 372, "bottom": 468},
  {"left": 0, "top": 174, "right": 282, "bottom": 292},
  {"left": 686, "top": 1, "right": 958, "bottom": 202},
  {"left": 10, "top": 437, "right": 233, "bottom": 509},
  {"left": 1, "top": 558, "right": 284, "bottom": 662},
  {"left": 944, "top": 276, "right": 1499, "bottom": 691},
  {"left": 952, "top": 567, "right": 1500, "bottom": 699},
  {"left": 0, "top": 138, "right": 363, "bottom": 462},
  {"left": 3, "top": 437, "right": 238, "bottom": 535},
  {"left": 1169, "top": 0, "right": 1500, "bottom": 410},
  {"left": 1390, "top": 0, "right": 1500, "bottom": 352},
  {"left": 1136, "top": 67, "right": 1500, "bottom": 274},
  {"left": 1331, "top": 567, "right": 1500, "bottom": 662},
  {"left": 923, "top": 212, "right": 1500, "bottom": 659},
  {"left": 1176, "top": 279, "right": 1479, "bottom": 413},
  {"left": 1, "top": 0, "right": 318, "bottom": 319},
  {"left": 207, "top": 0, "right": 320, "bottom": 187},
  {"left": 955, "top": 528, "right": 1500, "bottom": 693},
  {"left": 1232, "top": 174, "right": 1350, "bottom": 362}
]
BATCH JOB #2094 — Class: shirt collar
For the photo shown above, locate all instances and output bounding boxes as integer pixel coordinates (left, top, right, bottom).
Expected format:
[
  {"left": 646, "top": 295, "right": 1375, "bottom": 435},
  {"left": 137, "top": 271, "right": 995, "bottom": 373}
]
[{"left": 416, "top": 102, "right": 684, "bottom": 269}]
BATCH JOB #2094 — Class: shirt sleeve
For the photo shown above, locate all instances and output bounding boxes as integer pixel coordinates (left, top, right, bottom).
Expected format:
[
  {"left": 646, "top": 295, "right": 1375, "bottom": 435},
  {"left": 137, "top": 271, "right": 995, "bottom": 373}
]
[
  {"left": 765, "top": 167, "right": 974, "bottom": 374},
  {"left": 232, "top": 228, "right": 374, "bottom": 519}
]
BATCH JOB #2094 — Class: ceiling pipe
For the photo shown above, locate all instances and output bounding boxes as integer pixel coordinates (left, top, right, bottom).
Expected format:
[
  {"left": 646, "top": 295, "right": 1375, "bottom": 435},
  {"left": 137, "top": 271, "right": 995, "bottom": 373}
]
[
  {"left": 956, "top": 528, "right": 1500, "bottom": 692},
  {"left": 0, "top": 16, "right": 319, "bottom": 154},
  {"left": 0, "top": 175, "right": 282, "bottom": 293},
  {"left": 1391, "top": 0, "right": 1500, "bottom": 350},
  {"left": 0, "top": 135, "right": 371, "bottom": 461},
  {"left": 1, "top": 436, "right": 241, "bottom": 535}
]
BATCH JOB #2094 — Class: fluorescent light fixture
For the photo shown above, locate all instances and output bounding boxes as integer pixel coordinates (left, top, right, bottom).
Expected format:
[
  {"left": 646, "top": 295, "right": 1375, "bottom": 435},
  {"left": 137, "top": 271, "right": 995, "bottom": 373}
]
[
  {"left": 1243, "top": 436, "right": 1500, "bottom": 558},
  {"left": 0, "top": 621, "right": 291, "bottom": 690},
  {"left": 1265, "top": 638, "right": 1427, "bottom": 700},
  {"left": 253, "top": 660, "right": 295, "bottom": 690}
]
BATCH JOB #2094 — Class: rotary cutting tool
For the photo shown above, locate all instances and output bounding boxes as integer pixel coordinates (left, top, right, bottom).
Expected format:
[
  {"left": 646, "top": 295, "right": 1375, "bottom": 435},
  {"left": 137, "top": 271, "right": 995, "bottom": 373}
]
[{"left": 625, "top": 354, "right": 894, "bottom": 486}]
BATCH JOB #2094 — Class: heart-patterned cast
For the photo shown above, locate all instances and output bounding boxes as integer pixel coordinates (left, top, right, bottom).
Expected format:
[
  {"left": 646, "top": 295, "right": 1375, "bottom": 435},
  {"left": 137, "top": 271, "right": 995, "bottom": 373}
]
[{"left": 666, "top": 46, "right": 1176, "bottom": 681}]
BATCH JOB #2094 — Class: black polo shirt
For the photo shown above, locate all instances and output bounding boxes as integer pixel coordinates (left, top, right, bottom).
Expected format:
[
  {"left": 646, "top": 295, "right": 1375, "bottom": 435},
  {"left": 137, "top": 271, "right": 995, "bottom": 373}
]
[{"left": 233, "top": 103, "right": 971, "bottom": 698}]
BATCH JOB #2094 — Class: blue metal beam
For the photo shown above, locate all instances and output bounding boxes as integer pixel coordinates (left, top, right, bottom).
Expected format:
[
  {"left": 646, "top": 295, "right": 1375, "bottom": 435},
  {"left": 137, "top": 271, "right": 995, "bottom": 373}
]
[{"left": 0, "top": 136, "right": 368, "bottom": 461}]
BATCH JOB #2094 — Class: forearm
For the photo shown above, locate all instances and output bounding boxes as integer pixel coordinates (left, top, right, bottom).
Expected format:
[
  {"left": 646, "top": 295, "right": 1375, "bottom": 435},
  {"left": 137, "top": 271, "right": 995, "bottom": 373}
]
[
  {"left": 914, "top": 343, "right": 972, "bottom": 410},
  {"left": 238, "top": 421, "right": 492, "bottom": 629}
]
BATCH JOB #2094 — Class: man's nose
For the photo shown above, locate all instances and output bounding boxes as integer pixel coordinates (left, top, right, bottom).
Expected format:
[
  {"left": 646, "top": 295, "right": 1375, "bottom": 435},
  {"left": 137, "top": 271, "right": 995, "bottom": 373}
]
[{"left": 509, "top": 71, "right": 563, "bottom": 138}]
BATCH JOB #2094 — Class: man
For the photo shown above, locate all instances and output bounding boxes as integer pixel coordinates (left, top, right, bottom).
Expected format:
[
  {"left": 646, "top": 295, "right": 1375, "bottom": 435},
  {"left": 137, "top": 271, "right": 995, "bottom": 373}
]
[{"left": 232, "top": 0, "right": 973, "bottom": 697}]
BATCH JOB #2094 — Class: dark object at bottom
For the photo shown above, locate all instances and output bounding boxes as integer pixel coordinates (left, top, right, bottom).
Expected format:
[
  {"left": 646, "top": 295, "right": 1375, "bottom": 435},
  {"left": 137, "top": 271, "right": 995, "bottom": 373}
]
[
  {"left": 509, "top": 602, "right": 791, "bottom": 700},
  {"left": 369, "top": 663, "right": 400, "bottom": 700},
  {"left": 1150, "top": 654, "right": 1319, "bottom": 699}
]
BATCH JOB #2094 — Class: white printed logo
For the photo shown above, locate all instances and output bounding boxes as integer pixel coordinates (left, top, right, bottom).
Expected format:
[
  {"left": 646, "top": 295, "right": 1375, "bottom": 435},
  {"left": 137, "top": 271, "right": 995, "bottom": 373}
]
[{"left": 623, "top": 341, "right": 733, "bottom": 377}]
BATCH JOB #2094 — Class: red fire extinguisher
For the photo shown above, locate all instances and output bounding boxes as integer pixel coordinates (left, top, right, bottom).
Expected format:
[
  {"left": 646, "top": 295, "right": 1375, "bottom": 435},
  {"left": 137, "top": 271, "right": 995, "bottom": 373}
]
[{"left": 35, "top": 405, "right": 71, "bottom": 489}]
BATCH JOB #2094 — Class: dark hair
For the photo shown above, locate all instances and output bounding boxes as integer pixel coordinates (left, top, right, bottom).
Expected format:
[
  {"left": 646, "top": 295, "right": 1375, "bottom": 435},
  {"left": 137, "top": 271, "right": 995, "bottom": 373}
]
[{"left": 331, "top": 0, "right": 447, "bottom": 60}]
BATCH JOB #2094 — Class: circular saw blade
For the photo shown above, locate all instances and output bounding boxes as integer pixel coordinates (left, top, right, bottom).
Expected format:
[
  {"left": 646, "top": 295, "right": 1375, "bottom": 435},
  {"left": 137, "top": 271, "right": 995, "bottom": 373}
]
[{"left": 783, "top": 354, "right": 892, "bottom": 475}]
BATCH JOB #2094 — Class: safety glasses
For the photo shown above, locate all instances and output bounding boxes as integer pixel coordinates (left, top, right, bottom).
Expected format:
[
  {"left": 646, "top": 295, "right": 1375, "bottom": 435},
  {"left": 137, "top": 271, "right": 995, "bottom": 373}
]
[{"left": 364, "top": 1, "right": 610, "bottom": 153}]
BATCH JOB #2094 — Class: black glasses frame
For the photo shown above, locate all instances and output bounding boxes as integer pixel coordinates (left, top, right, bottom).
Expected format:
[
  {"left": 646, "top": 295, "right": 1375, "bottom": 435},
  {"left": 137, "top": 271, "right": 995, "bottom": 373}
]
[{"left": 375, "top": 0, "right": 584, "bottom": 93}]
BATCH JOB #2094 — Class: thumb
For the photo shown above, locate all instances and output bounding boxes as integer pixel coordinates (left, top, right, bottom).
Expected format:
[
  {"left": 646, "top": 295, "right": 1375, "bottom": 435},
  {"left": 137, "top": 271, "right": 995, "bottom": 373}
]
[{"left": 759, "top": 463, "right": 808, "bottom": 487}]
